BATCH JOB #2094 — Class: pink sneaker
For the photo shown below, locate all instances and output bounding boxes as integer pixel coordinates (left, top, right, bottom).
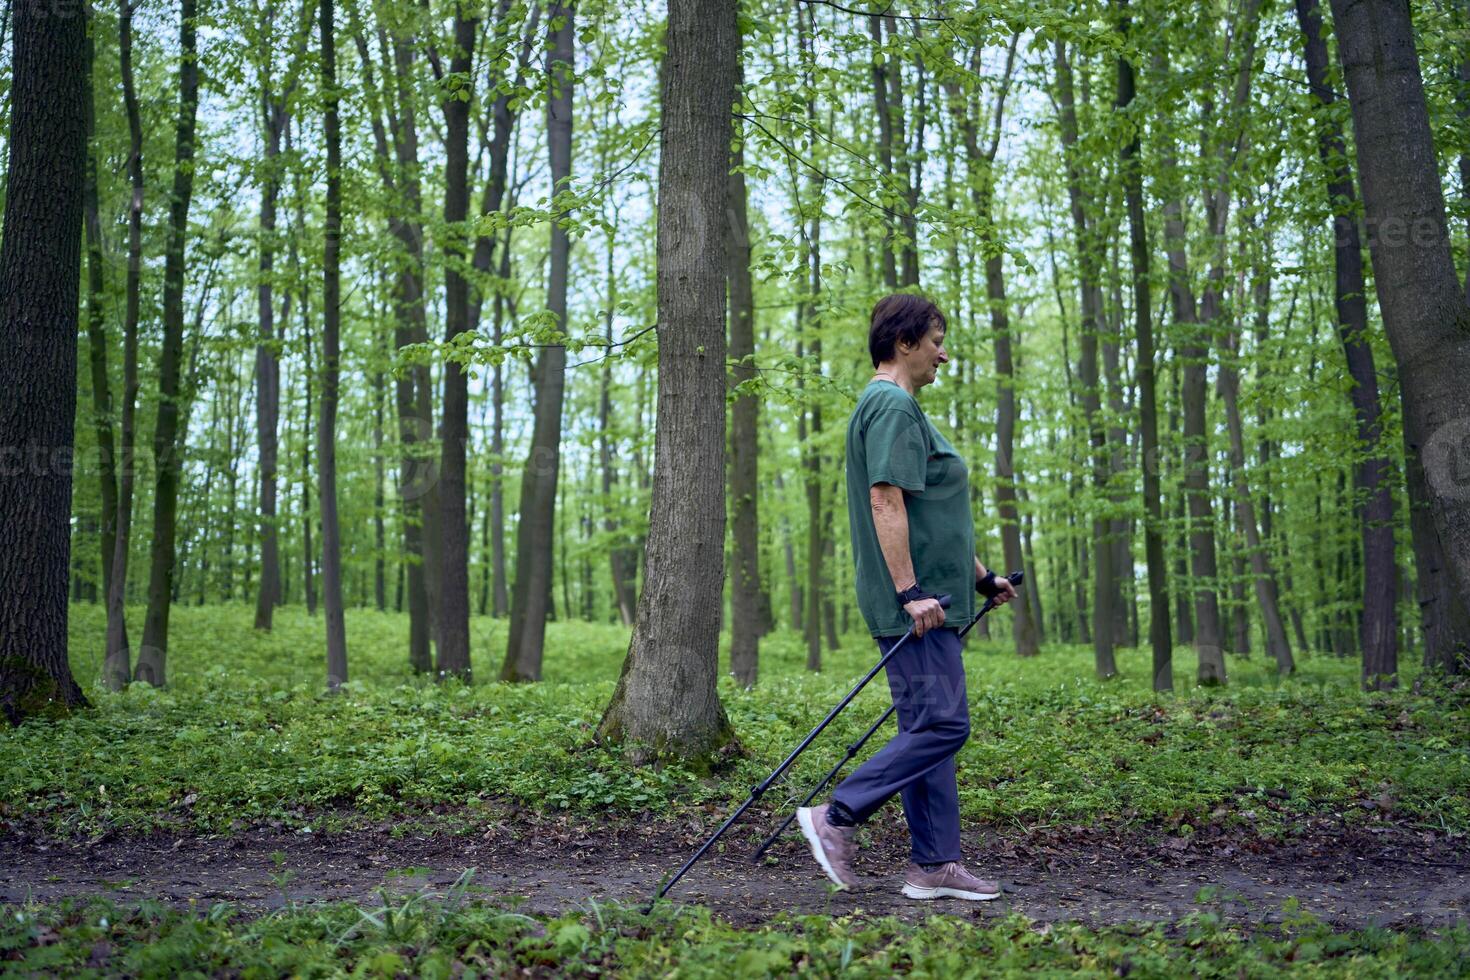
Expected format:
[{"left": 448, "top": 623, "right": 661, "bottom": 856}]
[
  {"left": 901, "top": 861, "right": 1001, "bottom": 901},
  {"left": 795, "top": 804, "right": 859, "bottom": 889}
]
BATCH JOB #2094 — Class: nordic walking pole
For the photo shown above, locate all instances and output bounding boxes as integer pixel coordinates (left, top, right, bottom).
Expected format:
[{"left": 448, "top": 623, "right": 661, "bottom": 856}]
[
  {"left": 748, "top": 571, "right": 1023, "bottom": 863},
  {"left": 648, "top": 594, "right": 953, "bottom": 905}
]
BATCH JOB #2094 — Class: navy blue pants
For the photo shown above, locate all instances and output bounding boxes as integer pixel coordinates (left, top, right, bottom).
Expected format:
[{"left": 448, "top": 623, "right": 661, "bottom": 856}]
[{"left": 831, "top": 627, "right": 969, "bottom": 865}]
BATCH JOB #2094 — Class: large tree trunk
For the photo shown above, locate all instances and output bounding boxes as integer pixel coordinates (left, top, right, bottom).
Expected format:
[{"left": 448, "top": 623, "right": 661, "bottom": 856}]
[
  {"left": 253, "top": 68, "right": 288, "bottom": 633},
  {"left": 0, "top": 0, "right": 89, "bottom": 723},
  {"left": 1329, "top": 0, "right": 1470, "bottom": 666},
  {"left": 503, "top": 2, "right": 573, "bottom": 682},
  {"left": 319, "top": 0, "right": 348, "bottom": 690},
  {"left": 1115, "top": 0, "right": 1173, "bottom": 690},
  {"left": 1296, "top": 0, "right": 1402, "bottom": 687},
  {"left": 597, "top": 0, "right": 737, "bottom": 766},
  {"left": 137, "top": 0, "right": 200, "bottom": 687},
  {"left": 82, "top": 19, "right": 125, "bottom": 689},
  {"left": 1054, "top": 41, "right": 1116, "bottom": 678}
]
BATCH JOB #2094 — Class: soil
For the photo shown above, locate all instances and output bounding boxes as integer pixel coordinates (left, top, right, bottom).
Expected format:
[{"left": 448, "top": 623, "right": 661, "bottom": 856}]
[{"left": 2, "top": 810, "right": 1466, "bottom": 931}]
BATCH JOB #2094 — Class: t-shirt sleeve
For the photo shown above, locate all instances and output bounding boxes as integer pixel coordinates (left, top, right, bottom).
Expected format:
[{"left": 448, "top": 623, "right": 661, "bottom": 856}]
[{"left": 864, "top": 408, "right": 928, "bottom": 493}]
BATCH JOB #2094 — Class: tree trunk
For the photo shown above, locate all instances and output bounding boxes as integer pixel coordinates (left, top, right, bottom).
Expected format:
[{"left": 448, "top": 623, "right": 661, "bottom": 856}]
[
  {"left": 1218, "top": 320, "right": 1294, "bottom": 673},
  {"left": 1055, "top": 41, "right": 1116, "bottom": 678},
  {"left": 597, "top": 0, "right": 737, "bottom": 766},
  {"left": 105, "top": 0, "right": 146, "bottom": 685},
  {"left": 434, "top": 4, "right": 480, "bottom": 682},
  {"left": 353, "top": 20, "right": 435, "bottom": 667},
  {"left": 948, "top": 39, "right": 1036, "bottom": 657},
  {"left": 0, "top": 0, "right": 89, "bottom": 722},
  {"left": 1115, "top": 0, "right": 1172, "bottom": 689},
  {"left": 83, "top": 19, "right": 125, "bottom": 688},
  {"left": 1329, "top": 0, "right": 1470, "bottom": 669},
  {"left": 253, "top": 75, "right": 287, "bottom": 632},
  {"left": 503, "top": 3, "right": 572, "bottom": 682},
  {"left": 490, "top": 233, "right": 511, "bottom": 618},
  {"left": 319, "top": 0, "right": 348, "bottom": 690},
  {"left": 137, "top": 0, "right": 200, "bottom": 687},
  {"left": 1296, "top": 0, "right": 1401, "bottom": 687}
]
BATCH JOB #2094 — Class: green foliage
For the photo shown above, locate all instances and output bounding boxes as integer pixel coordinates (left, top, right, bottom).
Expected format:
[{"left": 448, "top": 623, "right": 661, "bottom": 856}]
[
  {"left": 4, "top": 605, "right": 1465, "bottom": 838},
  {"left": 4, "top": 890, "right": 1468, "bottom": 977}
]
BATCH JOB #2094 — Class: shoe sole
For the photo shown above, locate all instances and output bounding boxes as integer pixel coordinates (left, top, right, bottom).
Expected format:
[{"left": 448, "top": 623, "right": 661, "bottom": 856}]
[
  {"left": 796, "top": 808, "right": 852, "bottom": 891},
  {"left": 901, "top": 883, "right": 1000, "bottom": 901}
]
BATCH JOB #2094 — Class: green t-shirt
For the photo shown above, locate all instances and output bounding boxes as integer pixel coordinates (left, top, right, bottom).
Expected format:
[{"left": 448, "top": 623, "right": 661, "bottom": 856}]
[{"left": 845, "top": 380, "right": 976, "bottom": 637}]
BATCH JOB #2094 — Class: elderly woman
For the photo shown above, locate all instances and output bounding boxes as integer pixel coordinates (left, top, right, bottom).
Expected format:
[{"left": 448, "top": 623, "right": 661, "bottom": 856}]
[{"left": 797, "top": 293, "right": 1016, "bottom": 901}]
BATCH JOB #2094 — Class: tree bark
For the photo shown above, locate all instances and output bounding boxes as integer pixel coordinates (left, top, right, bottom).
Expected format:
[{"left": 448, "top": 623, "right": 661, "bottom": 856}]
[
  {"left": 0, "top": 0, "right": 89, "bottom": 722},
  {"left": 253, "top": 24, "right": 289, "bottom": 632},
  {"left": 1295, "top": 0, "right": 1401, "bottom": 687},
  {"left": 1329, "top": 0, "right": 1470, "bottom": 671},
  {"left": 1055, "top": 41, "right": 1116, "bottom": 678},
  {"left": 947, "top": 37, "right": 1036, "bottom": 656},
  {"left": 1115, "top": 1, "right": 1173, "bottom": 689},
  {"left": 137, "top": 0, "right": 200, "bottom": 687},
  {"left": 105, "top": 0, "right": 146, "bottom": 685},
  {"left": 434, "top": 3, "right": 480, "bottom": 682},
  {"left": 82, "top": 18, "right": 125, "bottom": 688},
  {"left": 319, "top": 0, "right": 347, "bottom": 690},
  {"left": 1218, "top": 306, "right": 1295, "bottom": 674},
  {"left": 597, "top": 0, "right": 737, "bottom": 766},
  {"left": 352, "top": 18, "right": 435, "bottom": 668},
  {"left": 503, "top": 2, "right": 573, "bottom": 682}
]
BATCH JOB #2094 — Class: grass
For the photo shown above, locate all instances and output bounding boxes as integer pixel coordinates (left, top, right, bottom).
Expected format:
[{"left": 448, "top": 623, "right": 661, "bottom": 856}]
[
  {"left": 1, "top": 603, "right": 1463, "bottom": 839},
  {"left": 4, "top": 887, "right": 1469, "bottom": 978}
]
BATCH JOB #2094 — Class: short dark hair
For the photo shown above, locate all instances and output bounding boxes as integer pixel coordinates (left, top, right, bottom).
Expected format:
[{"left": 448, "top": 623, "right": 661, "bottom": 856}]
[{"left": 868, "top": 294, "right": 946, "bottom": 367}]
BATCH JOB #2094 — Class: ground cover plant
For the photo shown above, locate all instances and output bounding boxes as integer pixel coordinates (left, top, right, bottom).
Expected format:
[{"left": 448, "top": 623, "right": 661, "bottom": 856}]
[
  {"left": 5, "top": 888, "right": 1469, "bottom": 978},
  {"left": 4, "top": 604, "right": 1464, "bottom": 841}
]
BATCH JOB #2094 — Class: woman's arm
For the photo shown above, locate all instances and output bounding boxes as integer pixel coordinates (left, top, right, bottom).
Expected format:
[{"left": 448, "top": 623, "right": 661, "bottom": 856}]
[{"left": 871, "top": 483, "right": 945, "bottom": 635}]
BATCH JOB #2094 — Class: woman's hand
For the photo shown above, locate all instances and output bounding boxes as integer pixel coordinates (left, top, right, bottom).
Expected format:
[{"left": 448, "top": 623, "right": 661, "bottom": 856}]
[
  {"left": 903, "top": 595, "right": 946, "bottom": 637},
  {"left": 977, "top": 568, "right": 1017, "bottom": 605}
]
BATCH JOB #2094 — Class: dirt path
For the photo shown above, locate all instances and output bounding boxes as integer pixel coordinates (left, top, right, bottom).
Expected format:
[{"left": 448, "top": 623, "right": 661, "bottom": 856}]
[{"left": 3, "top": 814, "right": 1466, "bottom": 931}]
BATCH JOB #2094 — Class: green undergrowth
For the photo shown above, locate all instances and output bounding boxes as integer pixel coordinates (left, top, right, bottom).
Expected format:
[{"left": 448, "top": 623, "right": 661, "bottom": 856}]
[
  {"left": 4, "top": 888, "right": 1468, "bottom": 978},
  {"left": 2, "top": 603, "right": 1466, "bottom": 837}
]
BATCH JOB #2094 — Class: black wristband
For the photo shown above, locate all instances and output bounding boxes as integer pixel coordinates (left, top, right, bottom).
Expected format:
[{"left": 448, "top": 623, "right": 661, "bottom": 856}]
[
  {"left": 976, "top": 570, "right": 1001, "bottom": 598},
  {"left": 896, "top": 584, "right": 932, "bottom": 608}
]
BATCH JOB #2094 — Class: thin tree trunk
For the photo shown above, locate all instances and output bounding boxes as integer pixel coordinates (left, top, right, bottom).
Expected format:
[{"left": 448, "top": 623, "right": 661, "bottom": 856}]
[
  {"left": 1218, "top": 318, "right": 1294, "bottom": 673},
  {"left": 868, "top": 12, "right": 899, "bottom": 289},
  {"left": 1055, "top": 41, "right": 1115, "bottom": 678},
  {"left": 319, "top": 0, "right": 347, "bottom": 689},
  {"left": 503, "top": 2, "right": 572, "bottom": 682},
  {"left": 732, "top": 36, "right": 764, "bottom": 681},
  {"left": 137, "top": 0, "right": 200, "bottom": 687},
  {"left": 0, "top": 0, "right": 89, "bottom": 722},
  {"left": 948, "top": 38, "right": 1036, "bottom": 656},
  {"left": 83, "top": 19, "right": 124, "bottom": 687},
  {"left": 293, "top": 170, "right": 317, "bottom": 616},
  {"left": 1115, "top": 2, "right": 1172, "bottom": 688},
  {"left": 352, "top": 18, "right": 435, "bottom": 666},
  {"left": 597, "top": 0, "right": 737, "bottom": 765},
  {"left": 434, "top": 3, "right": 480, "bottom": 682},
  {"left": 105, "top": 0, "right": 145, "bottom": 683},
  {"left": 490, "top": 230, "right": 510, "bottom": 618},
  {"left": 253, "top": 60, "right": 288, "bottom": 632},
  {"left": 600, "top": 199, "right": 637, "bottom": 624},
  {"left": 1296, "top": 0, "right": 1401, "bottom": 687},
  {"left": 373, "top": 366, "right": 387, "bottom": 612}
]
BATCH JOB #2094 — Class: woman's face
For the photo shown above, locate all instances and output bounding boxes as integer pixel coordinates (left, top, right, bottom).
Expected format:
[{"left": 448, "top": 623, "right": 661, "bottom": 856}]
[{"left": 901, "top": 319, "right": 949, "bottom": 388}]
